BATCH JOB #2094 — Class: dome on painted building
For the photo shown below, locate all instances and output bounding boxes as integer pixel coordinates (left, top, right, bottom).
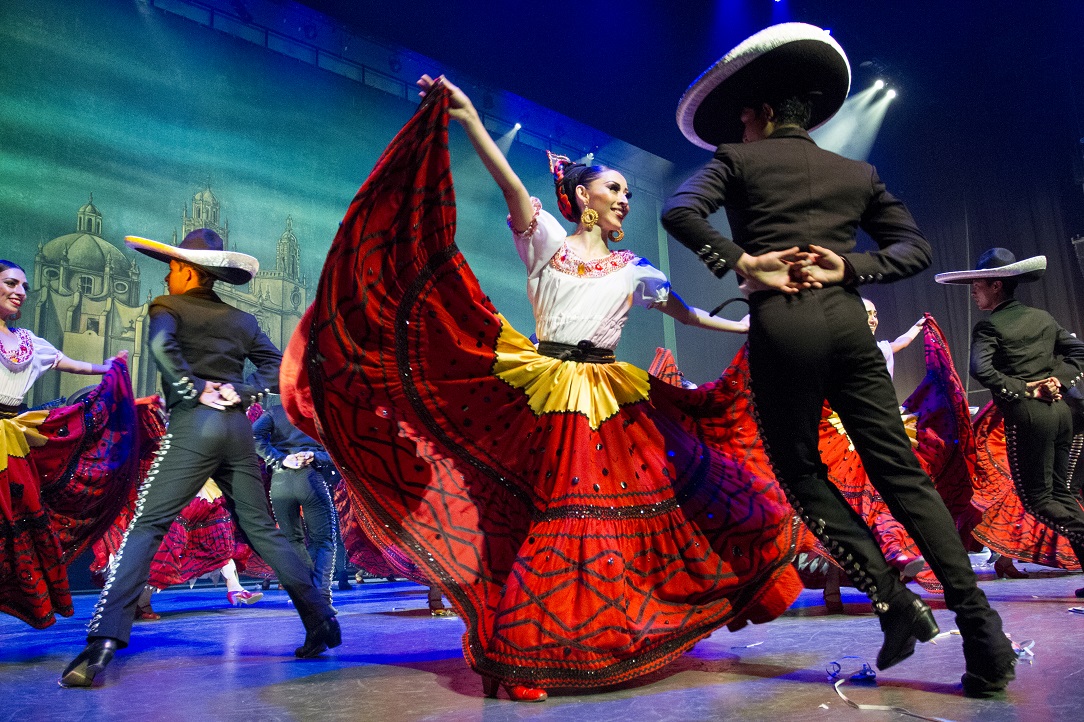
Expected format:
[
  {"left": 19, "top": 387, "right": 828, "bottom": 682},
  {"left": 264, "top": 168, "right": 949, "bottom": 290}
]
[
  {"left": 193, "top": 187, "right": 218, "bottom": 204},
  {"left": 78, "top": 198, "right": 101, "bottom": 217},
  {"left": 42, "top": 232, "right": 131, "bottom": 273}
]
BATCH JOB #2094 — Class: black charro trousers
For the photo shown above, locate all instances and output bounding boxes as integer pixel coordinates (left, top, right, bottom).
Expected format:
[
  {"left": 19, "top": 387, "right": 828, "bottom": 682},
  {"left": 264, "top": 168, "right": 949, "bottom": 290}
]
[
  {"left": 270, "top": 465, "right": 338, "bottom": 603},
  {"left": 1002, "top": 397, "right": 1084, "bottom": 565},
  {"left": 747, "top": 286, "right": 1005, "bottom": 648},
  {"left": 87, "top": 405, "right": 332, "bottom": 645}
]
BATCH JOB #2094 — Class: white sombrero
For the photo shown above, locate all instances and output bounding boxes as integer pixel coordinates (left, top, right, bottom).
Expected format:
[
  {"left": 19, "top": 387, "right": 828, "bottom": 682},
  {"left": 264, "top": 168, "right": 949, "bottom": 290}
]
[
  {"left": 125, "top": 228, "right": 258, "bottom": 285},
  {"left": 935, "top": 248, "right": 1046, "bottom": 285},
  {"left": 677, "top": 22, "right": 851, "bottom": 149}
]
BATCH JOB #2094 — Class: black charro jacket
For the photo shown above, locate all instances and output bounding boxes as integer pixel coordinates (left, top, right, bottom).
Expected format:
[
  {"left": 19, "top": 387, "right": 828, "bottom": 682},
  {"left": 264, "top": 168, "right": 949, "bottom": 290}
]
[
  {"left": 252, "top": 404, "right": 333, "bottom": 474},
  {"left": 148, "top": 287, "right": 281, "bottom": 411},
  {"left": 970, "top": 299, "right": 1084, "bottom": 404},
  {"left": 661, "top": 126, "right": 932, "bottom": 285}
]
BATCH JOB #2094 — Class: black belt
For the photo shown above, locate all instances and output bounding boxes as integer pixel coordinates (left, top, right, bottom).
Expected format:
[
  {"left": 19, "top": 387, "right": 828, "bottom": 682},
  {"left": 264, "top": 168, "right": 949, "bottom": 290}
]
[
  {"left": 536, "top": 340, "right": 615, "bottom": 364},
  {"left": 0, "top": 403, "right": 21, "bottom": 419}
]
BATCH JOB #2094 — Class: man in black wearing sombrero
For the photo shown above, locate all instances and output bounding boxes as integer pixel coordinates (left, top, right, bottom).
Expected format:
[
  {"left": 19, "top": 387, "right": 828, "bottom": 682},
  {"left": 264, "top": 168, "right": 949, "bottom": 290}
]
[
  {"left": 662, "top": 23, "right": 1015, "bottom": 696},
  {"left": 61, "top": 229, "right": 339, "bottom": 688},
  {"left": 938, "top": 248, "right": 1084, "bottom": 597}
]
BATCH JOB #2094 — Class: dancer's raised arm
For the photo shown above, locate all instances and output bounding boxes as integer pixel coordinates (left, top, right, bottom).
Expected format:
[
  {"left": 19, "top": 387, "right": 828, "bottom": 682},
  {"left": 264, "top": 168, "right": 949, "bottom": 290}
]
[{"left": 417, "top": 75, "right": 534, "bottom": 232}]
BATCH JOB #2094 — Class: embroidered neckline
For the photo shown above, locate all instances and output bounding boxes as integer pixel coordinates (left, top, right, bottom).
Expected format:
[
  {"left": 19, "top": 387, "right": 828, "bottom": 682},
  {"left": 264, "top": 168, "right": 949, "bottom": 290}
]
[
  {"left": 0, "top": 328, "right": 35, "bottom": 372},
  {"left": 550, "top": 243, "right": 636, "bottom": 278}
]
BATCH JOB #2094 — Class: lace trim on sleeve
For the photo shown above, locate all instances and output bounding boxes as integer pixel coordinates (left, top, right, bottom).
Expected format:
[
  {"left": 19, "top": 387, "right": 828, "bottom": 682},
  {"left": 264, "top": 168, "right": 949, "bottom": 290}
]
[{"left": 508, "top": 197, "right": 543, "bottom": 239}]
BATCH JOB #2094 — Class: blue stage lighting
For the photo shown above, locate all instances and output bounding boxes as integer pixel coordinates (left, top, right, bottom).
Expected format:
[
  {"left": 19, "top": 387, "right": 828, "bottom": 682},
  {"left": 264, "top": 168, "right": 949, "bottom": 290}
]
[
  {"left": 874, "top": 79, "right": 885, "bottom": 90},
  {"left": 886, "top": 89, "right": 897, "bottom": 100}
]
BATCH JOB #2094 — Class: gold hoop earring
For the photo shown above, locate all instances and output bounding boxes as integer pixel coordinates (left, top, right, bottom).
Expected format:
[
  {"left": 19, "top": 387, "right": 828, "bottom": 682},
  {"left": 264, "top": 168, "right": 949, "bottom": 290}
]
[
  {"left": 607, "top": 229, "right": 624, "bottom": 243},
  {"left": 580, "top": 208, "right": 599, "bottom": 230}
]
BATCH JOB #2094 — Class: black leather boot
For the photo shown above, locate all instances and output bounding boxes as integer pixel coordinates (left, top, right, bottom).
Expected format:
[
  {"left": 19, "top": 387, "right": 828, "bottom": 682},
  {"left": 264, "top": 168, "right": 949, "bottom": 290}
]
[
  {"left": 876, "top": 596, "right": 939, "bottom": 670},
  {"left": 960, "top": 632, "right": 1017, "bottom": 698},
  {"left": 961, "top": 660, "right": 1016, "bottom": 698},
  {"left": 59, "top": 638, "right": 120, "bottom": 688},
  {"left": 295, "top": 616, "right": 341, "bottom": 658}
]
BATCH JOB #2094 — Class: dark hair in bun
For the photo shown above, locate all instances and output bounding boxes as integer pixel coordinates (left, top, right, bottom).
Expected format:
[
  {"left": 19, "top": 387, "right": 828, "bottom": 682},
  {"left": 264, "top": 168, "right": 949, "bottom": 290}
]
[{"left": 547, "top": 151, "right": 608, "bottom": 223}]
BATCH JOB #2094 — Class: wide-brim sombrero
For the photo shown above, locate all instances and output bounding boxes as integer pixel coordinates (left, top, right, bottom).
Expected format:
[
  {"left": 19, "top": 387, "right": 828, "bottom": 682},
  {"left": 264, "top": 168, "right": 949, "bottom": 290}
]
[
  {"left": 125, "top": 229, "right": 258, "bottom": 285},
  {"left": 934, "top": 248, "right": 1046, "bottom": 285},
  {"left": 677, "top": 22, "right": 851, "bottom": 149}
]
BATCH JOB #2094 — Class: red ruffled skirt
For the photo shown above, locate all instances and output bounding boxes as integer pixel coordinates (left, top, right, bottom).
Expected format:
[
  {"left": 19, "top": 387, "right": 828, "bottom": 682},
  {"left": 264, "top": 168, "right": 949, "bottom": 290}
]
[
  {"left": 655, "top": 316, "right": 980, "bottom": 595},
  {"left": 281, "top": 86, "right": 802, "bottom": 689},
  {"left": 0, "top": 361, "right": 139, "bottom": 628},
  {"left": 333, "top": 477, "right": 426, "bottom": 582},
  {"left": 970, "top": 402, "right": 1082, "bottom": 570},
  {"left": 814, "top": 315, "right": 981, "bottom": 592}
]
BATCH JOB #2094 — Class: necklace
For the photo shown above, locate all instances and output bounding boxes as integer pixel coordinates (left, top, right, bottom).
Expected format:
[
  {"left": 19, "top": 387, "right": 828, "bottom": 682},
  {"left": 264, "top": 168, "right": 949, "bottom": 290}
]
[{"left": 0, "top": 327, "right": 35, "bottom": 372}]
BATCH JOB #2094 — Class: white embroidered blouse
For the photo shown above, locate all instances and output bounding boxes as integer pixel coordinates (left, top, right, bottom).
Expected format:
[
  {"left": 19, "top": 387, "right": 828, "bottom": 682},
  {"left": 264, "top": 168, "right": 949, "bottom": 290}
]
[
  {"left": 0, "top": 328, "right": 63, "bottom": 406},
  {"left": 511, "top": 201, "right": 670, "bottom": 351}
]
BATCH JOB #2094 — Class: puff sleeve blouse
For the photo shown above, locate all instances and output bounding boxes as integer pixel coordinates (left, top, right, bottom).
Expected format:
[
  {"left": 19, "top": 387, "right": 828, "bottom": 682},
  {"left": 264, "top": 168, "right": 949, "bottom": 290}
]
[
  {"left": 0, "top": 328, "right": 63, "bottom": 407},
  {"left": 511, "top": 200, "right": 670, "bottom": 351}
]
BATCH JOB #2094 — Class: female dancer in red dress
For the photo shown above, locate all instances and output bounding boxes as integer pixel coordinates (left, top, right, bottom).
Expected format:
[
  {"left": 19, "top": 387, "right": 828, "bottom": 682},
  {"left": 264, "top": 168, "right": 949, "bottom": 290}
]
[
  {"left": 281, "top": 77, "right": 803, "bottom": 701},
  {"left": 0, "top": 259, "right": 138, "bottom": 628}
]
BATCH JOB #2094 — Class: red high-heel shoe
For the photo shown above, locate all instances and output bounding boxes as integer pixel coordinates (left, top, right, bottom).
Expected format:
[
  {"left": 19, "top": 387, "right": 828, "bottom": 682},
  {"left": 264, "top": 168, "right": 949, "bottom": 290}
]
[
  {"left": 481, "top": 675, "right": 548, "bottom": 702},
  {"left": 135, "top": 601, "right": 161, "bottom": 621},
  {"left": 993, "top": 555, "right": 1028, "bottom": 579}
]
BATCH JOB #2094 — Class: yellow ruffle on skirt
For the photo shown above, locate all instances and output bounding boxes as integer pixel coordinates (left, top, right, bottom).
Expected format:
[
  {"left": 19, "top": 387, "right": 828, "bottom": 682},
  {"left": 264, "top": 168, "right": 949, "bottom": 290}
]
[
  {"left": 826, "top": 409, "right": 920, "bottom": 451},
  {"left": 490, "top": 315, "right": 650, "bottom": 431},
  {"left": 0, "top": 410, "right": 49, "bottom": 473}
]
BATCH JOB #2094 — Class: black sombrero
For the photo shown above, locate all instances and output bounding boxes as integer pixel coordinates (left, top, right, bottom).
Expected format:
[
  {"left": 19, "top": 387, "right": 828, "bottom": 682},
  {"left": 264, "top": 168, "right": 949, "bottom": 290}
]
[{"left": 677, "top": 22, "right": 851, "bottom": 149}]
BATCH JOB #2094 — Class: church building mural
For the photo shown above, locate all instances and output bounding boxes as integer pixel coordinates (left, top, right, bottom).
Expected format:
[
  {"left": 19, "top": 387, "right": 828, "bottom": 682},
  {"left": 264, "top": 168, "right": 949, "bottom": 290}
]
[{"left": 26, "top": 187, "right": 308, "bottom": 405}]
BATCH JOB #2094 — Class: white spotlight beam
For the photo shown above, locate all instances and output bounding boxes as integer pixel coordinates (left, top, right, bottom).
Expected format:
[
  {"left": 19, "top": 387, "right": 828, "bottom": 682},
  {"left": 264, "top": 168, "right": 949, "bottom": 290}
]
[
  {"left": 494, "top": 125, "right": 520, "bottom": 155},
  {"left": 810, "top": 85, "right": 893, "bottom": 161}
]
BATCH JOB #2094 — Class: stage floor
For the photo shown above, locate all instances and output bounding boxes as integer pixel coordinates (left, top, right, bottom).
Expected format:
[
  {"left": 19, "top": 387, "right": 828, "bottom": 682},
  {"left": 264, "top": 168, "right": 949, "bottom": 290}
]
[{"left": 2, "top": 559, "right": 1080, "bottom": 722}]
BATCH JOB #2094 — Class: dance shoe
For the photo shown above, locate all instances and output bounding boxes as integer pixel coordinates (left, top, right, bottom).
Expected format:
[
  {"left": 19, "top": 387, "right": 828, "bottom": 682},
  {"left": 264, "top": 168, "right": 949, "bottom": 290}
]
[
  {"left": 135, "top": 602, "right": 161, "bottom": 621},
  {"left": 59, "top": 638, "right": 119, "bottom": 688},
  {"left": 876, "top": 597, "right": 939, "bottom": 670},
  {"left": 1075, "top": 587, "right": 1084, "bottom": 598},
  {"left": 962, "top": 648, "right": 1016, "bottom": 698},
  {"left": 295, "top": 616, "right": 342, "bottom": 658},
  {"left": 994, "top": 555, "right": 1028, "bottom": 579},
  {"left": 481, "top": 675, "right": 548, "bottom": 702},
  {"left": 899, "top": 557, "right": 927, "bottom": 581},
  {"left": 227, "top": 589, "right": 264, "bottom": 607},
  {"left": 428, "top": 590, "right": 456, "bottom": 617},
  {"left": 887, "top": 554, "right": 926, "bottom": 581},
  {"left": 822, "top": 566, "right": 844, "bottom": 614}
]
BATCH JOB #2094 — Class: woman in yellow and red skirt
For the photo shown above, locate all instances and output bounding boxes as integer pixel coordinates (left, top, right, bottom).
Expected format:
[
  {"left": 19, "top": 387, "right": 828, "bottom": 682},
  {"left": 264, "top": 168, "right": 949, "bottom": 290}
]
[
  {"left": 281, "top": 78, "right": 803, "bottom": 701},
  {"left": 0, "top": 259, "right": 138, "bottom": 629}
]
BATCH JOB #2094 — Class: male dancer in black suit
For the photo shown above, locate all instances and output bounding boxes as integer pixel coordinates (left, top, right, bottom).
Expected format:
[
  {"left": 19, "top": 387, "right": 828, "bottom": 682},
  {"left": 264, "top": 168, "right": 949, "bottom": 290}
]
[
  {"left": 254, "top": 402, "right": 339, "bottom": 607},
  {"left": 938, "top": 248, "right": 1084, "bottom": 596},
  {"left": 661, "top": 23, "right": 1015, "bottom": 696},
  {"left": 61, "top": 229, "right": 339, "bottom": 688}
]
